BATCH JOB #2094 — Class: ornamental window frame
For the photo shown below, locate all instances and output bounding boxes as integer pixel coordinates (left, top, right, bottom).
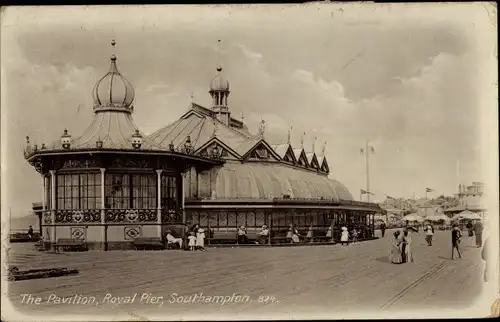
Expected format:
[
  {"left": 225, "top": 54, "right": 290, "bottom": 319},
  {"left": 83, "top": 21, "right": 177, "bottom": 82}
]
[
  {"left": 55, "top": 172, "right": 101, "bottom": 210},
  {"left": 105, "top": 172, "right": 157, "bottom": 210}
]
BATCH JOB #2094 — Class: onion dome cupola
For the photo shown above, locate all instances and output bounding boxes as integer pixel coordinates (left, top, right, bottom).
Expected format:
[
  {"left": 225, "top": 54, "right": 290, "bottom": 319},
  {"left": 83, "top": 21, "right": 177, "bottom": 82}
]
[
  {"left": 209, "top": 65, "right": 231, "bottom": 126},
  {"left": 92, "top": 40, "right": 135, "bottom": 113},
  {"left": 210, "top": 65, "right": 230, "bottom": 92}
]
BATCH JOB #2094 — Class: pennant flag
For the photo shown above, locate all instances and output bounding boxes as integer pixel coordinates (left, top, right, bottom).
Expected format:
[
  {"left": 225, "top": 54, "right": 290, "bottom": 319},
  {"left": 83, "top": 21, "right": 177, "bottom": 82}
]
[
  {"left": 386, "top": 195, "right": 395, "bottom": 200},
  {"left": 370, "top": 146, "right": 375, "bottom": 153},
  {"left": 426, "top": 188, "right": 434, "bottom": 192},
  {"left": 361, "top": 189, "right": 375, "bottom": 195},
  {"left": 360, "top": 148, "right": 364, "bottom": 155},
  {"left": 361, "top": 189, "right": 367, "bottom": 194}
]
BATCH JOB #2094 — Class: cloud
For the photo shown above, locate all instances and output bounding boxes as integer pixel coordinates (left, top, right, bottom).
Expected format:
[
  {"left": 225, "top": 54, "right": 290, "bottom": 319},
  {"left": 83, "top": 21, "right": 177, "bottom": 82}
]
[
  {"left": 2, "top": 7, "right": 489, "bottom": 218},
  {"left": 236, "top": 44, "right": 263, "bottom": 65},
  {"left": 145, "top": 83, "right": 171, "bottom": 92}
]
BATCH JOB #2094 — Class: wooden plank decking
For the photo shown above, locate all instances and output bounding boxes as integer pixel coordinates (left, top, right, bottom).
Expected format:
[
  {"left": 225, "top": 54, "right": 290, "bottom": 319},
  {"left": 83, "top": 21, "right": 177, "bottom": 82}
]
[{"left": 3, "top": 230, "right": 487, "bottom": 320}]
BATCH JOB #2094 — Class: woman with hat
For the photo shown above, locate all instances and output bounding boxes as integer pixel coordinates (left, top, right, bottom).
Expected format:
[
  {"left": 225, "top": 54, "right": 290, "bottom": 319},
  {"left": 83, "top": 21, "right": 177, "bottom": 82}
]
[
  {"left": 237, "top": 225, "right": 248, "bottom": 244},
  {"left": 196, "top": 227, "right": 206, "bottom": 251},
  {"left": 389, "top": 231, "right": 403, "bottom": 264},
  {"left": 340, "top": 226, "right": 349, "bottom": 246},
  {"left": 257, "top": 225, "right": 269, "bottom": 244}
]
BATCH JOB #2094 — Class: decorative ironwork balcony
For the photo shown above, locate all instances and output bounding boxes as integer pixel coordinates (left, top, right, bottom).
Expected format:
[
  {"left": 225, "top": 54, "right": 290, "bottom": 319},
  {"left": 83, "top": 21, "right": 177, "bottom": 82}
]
[{"left": 161, "top": 209, "right": 183, "bottom": 223}]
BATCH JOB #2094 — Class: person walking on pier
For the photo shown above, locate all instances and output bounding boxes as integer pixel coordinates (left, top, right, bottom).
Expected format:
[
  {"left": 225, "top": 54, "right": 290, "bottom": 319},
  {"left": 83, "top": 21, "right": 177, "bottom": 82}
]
[
  {"left": 389, "top": 231, "right": 403, "bottom": 264},
  {"left": 380, "top": 222, "right": 386, "bottom": 238},
  {"left": 474, "top": 221, "right": 483, "bottom": 248},
  {"left": 451, "top": 224, "right": 462, "bottom": 260},
  {"left": 425, "top": 224, "right": 434, "bottom": 246},
  {"left": 401, "top": 228, "right": 414, "bottom": 263},
  {"left": 466, "top": 221, "right": 474, "bottom": 237}
]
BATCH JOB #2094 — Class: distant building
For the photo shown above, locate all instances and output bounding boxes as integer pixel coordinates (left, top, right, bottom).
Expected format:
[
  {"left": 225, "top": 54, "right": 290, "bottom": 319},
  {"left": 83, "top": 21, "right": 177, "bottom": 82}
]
[
  {"left": 444, "top": 182, "right": 486, "bottom": 217},
  {"left": 457, "top": 182, "right": 484, "bottom": 208}
]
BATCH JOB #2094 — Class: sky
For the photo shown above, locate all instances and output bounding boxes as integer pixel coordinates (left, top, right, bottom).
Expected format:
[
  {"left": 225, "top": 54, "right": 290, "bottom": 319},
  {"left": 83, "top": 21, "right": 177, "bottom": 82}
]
[{"left": 1, "top": 4, "right": 497, "bottom": 217}]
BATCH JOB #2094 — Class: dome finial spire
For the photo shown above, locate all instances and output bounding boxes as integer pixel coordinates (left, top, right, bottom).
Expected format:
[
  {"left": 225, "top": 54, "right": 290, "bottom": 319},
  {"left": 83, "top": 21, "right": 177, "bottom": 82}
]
[
  {"left": 110, "top": 39, "right": 117, "bottom": 61},
  {"left": 217, "top": 39, "right": 222, "bottom": 68}
]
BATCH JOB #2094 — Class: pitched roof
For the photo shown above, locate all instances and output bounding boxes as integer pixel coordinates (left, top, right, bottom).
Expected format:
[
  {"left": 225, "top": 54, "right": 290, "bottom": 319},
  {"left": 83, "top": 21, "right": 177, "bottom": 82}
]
[
  {"left": 293, "top": 148, "right": 303, "bottom": 160},
  {"left": 147, "top": 104, "right": 260, "bottom": 157},
  {"left": 271, "top": 144, "right": 289, "bottom": 158}
]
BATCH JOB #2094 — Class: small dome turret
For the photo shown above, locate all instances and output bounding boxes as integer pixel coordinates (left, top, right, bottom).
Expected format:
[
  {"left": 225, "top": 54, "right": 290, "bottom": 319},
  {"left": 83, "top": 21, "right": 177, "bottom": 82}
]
[{"left": 210, "top": 65, "right": 230, "bottom": 92}]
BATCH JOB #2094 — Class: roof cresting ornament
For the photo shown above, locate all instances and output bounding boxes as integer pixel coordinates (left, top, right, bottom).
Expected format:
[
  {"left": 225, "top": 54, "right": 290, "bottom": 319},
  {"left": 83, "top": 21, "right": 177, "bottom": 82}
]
[
  {"left": 259, "top": 119, "right": 266, "bottom": 138},
  {"left": 287, "top": 126, "right": 293, "bottom": 145}
]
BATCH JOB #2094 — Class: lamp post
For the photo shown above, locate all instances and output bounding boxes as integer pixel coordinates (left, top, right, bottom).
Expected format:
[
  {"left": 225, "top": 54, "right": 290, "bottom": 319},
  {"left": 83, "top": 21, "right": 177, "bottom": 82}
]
[{"left": 360, "top": 140, "right": 375, "bottom": 202}]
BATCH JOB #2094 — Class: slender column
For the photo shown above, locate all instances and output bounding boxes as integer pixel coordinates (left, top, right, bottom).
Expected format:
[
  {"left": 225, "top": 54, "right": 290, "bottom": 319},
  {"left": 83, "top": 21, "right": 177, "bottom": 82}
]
[
  {"left": 156, "top": 170, "right": 163, "bottom": 237},
  {"left": 41, "top": 174, "right": 47, "bottom": 235},
  {"left": 100, "top": 168, "right": 106, "bottom": 250},
  {"left": 181, "top": 173, "right": 186, "bottom": 234},
  {"left": 50, "top": 170, "right": 56, "bottom": 248},
  {"left": 194, "top": 167, "right": 199, "bottom": 198},
  {"left": 268, "top": 211, "right": 272, "bottom": 245},
  {"left": 41, "top": 174, "right": 46, "bottom": 211}
]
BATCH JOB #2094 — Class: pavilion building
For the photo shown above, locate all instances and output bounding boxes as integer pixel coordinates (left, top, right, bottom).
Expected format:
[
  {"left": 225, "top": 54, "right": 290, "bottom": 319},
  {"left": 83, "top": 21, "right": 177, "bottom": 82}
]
[{"left": 26, "top": 43, "right": 384, "bottom": 250}]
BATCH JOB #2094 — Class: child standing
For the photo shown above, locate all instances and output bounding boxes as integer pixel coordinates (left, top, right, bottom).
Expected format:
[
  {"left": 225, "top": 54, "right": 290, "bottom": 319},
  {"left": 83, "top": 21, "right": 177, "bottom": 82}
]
[
  {"left": 196, "top": 228, "right": 206, "bottom": 251},
  {"left": 188, "top": 232, "right": 197, "bottom": 251},
  {"left": 352, "top": 228, "right": 359, "bottom": 244}
]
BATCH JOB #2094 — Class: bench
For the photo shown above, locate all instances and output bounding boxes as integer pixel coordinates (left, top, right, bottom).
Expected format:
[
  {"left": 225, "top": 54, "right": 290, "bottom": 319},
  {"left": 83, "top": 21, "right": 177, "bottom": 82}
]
[
  {"left": 207, "top": 231, "right": 237, "bottom": 244},
  {"left": 132, "top": 237, "right": 165, "bottom": 250},
  {"left": 54, "top": 238, "right": 88, "bottom": 252},
  {"left": 206, "top": 231, "right": 263, "bottom": 244}
]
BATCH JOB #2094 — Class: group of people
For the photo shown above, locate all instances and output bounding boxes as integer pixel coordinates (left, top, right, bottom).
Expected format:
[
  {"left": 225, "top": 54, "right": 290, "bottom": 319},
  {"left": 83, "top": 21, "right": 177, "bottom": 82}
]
[
  {"left": 465, "top": 220, "right": 484, "bottom": 247},
  {"left": 389, "top": 227, "right": 417, "bottom": 264},
  {"left": 388, "top": 221, "right": 479, "bottom": 264},
  {"left": 237, "top": 225, "right": 270, "bottom": 244},
  {"left": 164, "top": 224, "right": 206, "bottom": 251},
  {"left": 340, "top": 226, "right": 360, "bottom": 245}
]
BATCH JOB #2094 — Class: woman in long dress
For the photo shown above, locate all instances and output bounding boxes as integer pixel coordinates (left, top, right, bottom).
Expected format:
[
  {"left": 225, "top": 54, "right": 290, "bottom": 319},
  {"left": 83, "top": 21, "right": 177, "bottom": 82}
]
[
  {"left": 340, "top": 226, "right": 349, "bottom": 246},
  {"left": 389, "top": 231, "right": 403, "bottom": 264},
  {"left": 291, "top": 225, "right": 300, "bottom": 243},
  {"left": 196, "top": 228, "right": 206, "bottom": 251},
  {"left": 402, "top": 229, "right": 414, "bottom": 263},
  {"left": 286, "top": 224, "right": 293, "bottom": 243}
]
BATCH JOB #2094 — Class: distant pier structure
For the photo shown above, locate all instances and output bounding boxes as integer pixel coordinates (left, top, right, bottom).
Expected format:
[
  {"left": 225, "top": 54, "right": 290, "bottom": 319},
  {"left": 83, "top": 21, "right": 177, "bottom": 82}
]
[{"left": 25, "top": 41, "right": 383, "bottom": 250}]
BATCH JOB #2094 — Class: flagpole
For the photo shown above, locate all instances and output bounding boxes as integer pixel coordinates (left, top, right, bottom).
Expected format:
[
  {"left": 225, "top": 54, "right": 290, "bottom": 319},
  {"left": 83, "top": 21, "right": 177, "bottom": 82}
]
[
  {"left": 425, "top": 189, "right": 428, "bottom": 217},
  {"left": 366, "top": 139, "right": 370, "bottom": 202}
]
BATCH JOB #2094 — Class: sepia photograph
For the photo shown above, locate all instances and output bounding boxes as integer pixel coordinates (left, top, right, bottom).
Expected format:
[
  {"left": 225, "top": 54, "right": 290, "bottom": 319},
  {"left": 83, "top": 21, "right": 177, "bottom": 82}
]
[{"left": 1, "top": 3, "right": 498, "bottom": 320}]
